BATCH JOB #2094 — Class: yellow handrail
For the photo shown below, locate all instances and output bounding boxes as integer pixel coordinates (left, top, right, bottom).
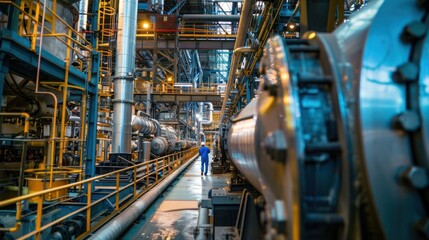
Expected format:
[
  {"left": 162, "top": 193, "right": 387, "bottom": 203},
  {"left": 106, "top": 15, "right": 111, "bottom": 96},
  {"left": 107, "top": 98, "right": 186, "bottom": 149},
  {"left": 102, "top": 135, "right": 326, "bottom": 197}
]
[
  {"left": 0, "top": 148, "right": 199, "bottom": 239},
  {"left": 0, "top": 0, "right": 93, "bottom": 52}
]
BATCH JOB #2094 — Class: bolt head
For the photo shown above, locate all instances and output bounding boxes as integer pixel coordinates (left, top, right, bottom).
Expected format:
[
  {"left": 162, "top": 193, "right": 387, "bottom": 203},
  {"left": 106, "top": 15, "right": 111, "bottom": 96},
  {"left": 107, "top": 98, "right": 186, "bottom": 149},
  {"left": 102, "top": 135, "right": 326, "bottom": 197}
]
[
  {"left": 263, "top": 130, "right": 288, "bottom": 162},
  {"left": 392, "top": 111, "right": 421, "bottom": 132},
  {"left": 402, "top": 21, "right": 427, "bottom": 42},
  {"left": 402, "top": 166, "right": 429, "bottom": 189},
  {"left": 394, "top": 62, "right": 419, "bottom": 82}
]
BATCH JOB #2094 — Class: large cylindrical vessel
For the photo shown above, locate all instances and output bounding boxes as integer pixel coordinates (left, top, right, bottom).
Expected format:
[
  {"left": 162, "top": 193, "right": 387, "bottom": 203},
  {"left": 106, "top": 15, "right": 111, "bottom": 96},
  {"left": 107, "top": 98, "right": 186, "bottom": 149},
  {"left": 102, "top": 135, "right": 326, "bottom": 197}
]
[
  {"left": 227, "top": 99, "right": 262, "bottom": 192},
  {"left": 226, "top": 1, "right": 429, "bottom": 239},
  {"left": 43, "top": 0, "right": 76, "bottom": 60}
]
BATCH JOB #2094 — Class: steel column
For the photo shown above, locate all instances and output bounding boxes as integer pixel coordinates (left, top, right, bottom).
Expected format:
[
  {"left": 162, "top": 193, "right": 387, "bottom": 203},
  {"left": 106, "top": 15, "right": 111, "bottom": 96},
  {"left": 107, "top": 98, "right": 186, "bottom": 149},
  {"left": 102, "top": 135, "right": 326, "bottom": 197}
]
[
  {"left": 0, "top": 54, "right": 9, "bottom": 107},
  {"left": 86, "top": 0, "right": 100, "bottom": 179}
]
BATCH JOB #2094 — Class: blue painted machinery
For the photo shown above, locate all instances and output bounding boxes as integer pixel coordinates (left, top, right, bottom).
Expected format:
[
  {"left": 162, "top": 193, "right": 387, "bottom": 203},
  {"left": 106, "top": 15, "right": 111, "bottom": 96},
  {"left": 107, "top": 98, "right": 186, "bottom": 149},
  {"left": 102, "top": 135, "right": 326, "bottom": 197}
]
[{"left": 216, "top": 0, "right": 429, "bottom": 239}]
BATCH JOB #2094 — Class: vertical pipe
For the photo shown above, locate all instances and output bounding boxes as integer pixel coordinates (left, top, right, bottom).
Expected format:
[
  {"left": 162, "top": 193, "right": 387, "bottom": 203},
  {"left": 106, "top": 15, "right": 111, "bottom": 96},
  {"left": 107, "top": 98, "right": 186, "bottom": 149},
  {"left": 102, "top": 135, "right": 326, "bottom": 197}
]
[
  {"left": 59, "top": 29, "right": 72, "bottom": 166},
  {"left": 111, "top": 0, "right": 138, "bottom": 158},
  {"left": 78, "top": 0, "right": 89, "bottom": 32},
  {"left": 220, "top": 0, "right": 256, "bottom": 121},
  {"left": 79, "top": 92, "right": 86, "bottom": 184},
  {"left": 86, "top": 0, "right": 100, "bottom": 180},
  {"left": 34, "top": 0, "right": 58, "bottom": 189},
  {"left": 146, "top": 82, "right": 151, "bottom": 115}
]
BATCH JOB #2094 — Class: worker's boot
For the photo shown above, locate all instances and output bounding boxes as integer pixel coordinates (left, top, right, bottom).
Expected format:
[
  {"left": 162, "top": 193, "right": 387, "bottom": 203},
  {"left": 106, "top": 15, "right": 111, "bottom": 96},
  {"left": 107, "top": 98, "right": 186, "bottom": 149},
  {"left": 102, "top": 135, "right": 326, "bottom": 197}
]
[{"left": 201, "top": 171, "right": 203, "bottom": 176}]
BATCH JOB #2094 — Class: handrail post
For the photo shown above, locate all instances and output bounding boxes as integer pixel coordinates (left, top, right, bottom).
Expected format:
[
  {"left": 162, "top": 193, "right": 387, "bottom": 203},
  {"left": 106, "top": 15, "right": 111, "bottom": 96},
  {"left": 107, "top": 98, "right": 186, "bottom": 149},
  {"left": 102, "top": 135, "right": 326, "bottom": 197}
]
[
  {"left": 163, "top": 158, "right": 166, "bottom": 175},
  {"left": 31, "top": 0, "right": 40, "bottom": 51},
  {"left": 86, "top": 181, "right": 92, "bottom": 233},
  {"left": 133, "top": 166, "right": 137, "bottom": 197},
  {"left": 35, "top": 196, "right": 43, "bottom": 240},
  {"left": 115, "top": 172, "right": 120, "bottom": 211},
  {"left": 146, "top": 164, "right": 149, "bottom": 187},
  {"left": 155, "top": 160, "right": 158, "bottom": 182}
]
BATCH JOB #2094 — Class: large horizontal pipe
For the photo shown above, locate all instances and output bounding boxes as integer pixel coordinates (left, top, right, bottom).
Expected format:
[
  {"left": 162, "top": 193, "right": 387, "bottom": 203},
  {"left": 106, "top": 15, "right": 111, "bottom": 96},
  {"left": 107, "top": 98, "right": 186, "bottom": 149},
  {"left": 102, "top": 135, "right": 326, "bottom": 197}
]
[
  {"left": 88, "top": 155, "right": 198, "bottom": 240},
  {"left": 181, "top": 14, "right": 240, "bottom": 22}
]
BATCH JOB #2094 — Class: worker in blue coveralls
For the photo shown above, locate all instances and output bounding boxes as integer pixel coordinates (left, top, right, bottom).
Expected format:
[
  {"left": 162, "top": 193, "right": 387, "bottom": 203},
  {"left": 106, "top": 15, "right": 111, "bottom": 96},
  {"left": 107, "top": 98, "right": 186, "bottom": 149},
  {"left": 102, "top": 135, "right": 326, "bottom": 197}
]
[{"left": 199, "top": 142, "right": 210, "bottom": 176}]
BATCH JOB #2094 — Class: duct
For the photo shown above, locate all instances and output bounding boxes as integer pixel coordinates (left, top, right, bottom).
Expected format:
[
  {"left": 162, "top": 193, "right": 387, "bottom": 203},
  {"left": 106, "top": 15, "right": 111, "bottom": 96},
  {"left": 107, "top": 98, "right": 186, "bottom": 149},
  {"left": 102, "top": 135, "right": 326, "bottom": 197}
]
[
  {"left": 220, "top": 0, "right": 256, "bottom": 122},
  {"left": 77, "top": 0, "right": 89, "bottom": 32},
  {"left": 88, "top": 155, "right": 198, "bottom": 240},
  {"left": 111, "top": 0, "right": 138, "bottom": 156},
  {"left": 182, "top": 14, "right": 240, "bottom": 22}
]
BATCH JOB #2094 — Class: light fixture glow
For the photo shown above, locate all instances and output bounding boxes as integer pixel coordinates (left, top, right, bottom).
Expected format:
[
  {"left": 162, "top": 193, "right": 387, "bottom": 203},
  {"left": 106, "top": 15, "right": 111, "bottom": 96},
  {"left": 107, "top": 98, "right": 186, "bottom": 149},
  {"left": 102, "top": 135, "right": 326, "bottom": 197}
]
[{"left": 143, "top": 22, "right": 149, "bottom": 29}]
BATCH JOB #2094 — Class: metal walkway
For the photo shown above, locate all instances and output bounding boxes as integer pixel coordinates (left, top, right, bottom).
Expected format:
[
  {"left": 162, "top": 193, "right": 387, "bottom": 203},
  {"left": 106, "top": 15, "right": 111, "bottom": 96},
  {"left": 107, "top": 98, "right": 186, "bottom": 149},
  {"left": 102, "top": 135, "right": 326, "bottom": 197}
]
[{"left": 123, "top": 154, "right": 229, "bottom": 239}]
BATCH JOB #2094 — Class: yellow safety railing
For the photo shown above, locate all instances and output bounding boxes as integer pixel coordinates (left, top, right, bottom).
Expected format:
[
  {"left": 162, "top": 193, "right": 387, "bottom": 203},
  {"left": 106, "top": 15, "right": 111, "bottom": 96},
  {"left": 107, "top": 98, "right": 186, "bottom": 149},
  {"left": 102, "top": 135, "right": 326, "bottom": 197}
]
[
  {"left": 0, "top": 0, "right": 93, "bottom": 193},
  {"left": 98, "top": 0, "right": 116, "bottom": 77},
  {"left": 135, "top": 81, "right": 226, "bottom": 95},
  {"left": 136, "top": 24, "right": 237, "bottom": 39},
  {"left": 0, "top": 0, "right": 92, "bottom": 55},
  {"left": 0, "top": 148, "right": 199, "bottom": 240}
]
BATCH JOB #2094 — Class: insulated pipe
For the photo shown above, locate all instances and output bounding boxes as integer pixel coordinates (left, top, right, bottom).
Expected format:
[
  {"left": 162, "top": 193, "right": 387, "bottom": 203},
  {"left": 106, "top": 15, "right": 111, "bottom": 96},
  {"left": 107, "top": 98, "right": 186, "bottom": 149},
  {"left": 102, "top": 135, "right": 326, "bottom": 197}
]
[
  {"left": 182, "top": 14, "right": 240, "bottom": 22},
  {"left": 34, "top": 0, "right": 58, "bottom": 189},
  {"left": 111, "top": 0, "right": 138, "bottom": 154},
  {"left": 77, "top": 0, "right": 89, "bottom": 32},
  {"left": 196, "top": 205, "right": 209, "bottom": 240},
  {"left": 220, "top": 0, "right": 256, "bottom": 122},
  {"left": 69, "top": 115, "right": 81, "bottom": 123},
  {"left": 88, "top": 155, "right": 198, "bottom": 240}
]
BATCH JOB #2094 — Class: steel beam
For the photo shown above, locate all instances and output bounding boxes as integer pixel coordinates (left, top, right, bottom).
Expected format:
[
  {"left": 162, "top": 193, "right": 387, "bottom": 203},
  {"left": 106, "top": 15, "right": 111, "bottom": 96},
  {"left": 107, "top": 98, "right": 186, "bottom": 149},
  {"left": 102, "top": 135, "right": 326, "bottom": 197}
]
[
  {"left": 0, "top": 30, "right": 97, "bottom": 94},
  {"left": 0, "top": 54, "right": 8, "bottom": 107},
  {"left": 300, "top": 0, "right": 337, "bottom": 33},
  {"left": 182, "top": 14, "right": 240, "bottom": 22},
  {"left": 136, "top": 39, "right": 235, "bottom": 50},
  {"left": 135, "top": 93, "right": 222, "bottom": 103}
]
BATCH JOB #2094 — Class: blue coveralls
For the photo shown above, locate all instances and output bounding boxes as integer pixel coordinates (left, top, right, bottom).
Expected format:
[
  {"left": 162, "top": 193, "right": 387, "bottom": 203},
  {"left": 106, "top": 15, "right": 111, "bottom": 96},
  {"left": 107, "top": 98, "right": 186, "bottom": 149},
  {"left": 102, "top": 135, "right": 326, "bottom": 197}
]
[{"left": 199, "top": 145, "right": 210, "bottom": 175}]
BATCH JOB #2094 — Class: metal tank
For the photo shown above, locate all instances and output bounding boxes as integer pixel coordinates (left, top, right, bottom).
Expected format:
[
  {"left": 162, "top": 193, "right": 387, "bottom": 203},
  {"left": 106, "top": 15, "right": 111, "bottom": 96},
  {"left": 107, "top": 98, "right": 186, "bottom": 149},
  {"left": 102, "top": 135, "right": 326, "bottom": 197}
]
[
  {"left": 226, "top": 0, "right": 429, "bottom": 239},
  {"left": 142, "top": 141, "right": 151, "bottom": 162},
  {"left": 40, "top": 0, "right": 76, "bottom": 60}
]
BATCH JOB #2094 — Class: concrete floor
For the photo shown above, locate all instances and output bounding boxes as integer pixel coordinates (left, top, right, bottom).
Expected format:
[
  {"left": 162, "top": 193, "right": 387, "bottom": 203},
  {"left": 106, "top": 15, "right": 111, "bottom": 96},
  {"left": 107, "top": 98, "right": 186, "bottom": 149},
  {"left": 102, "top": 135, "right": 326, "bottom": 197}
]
[{"left": 124, "top": 156, "right": 230, "bottom": 240}]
